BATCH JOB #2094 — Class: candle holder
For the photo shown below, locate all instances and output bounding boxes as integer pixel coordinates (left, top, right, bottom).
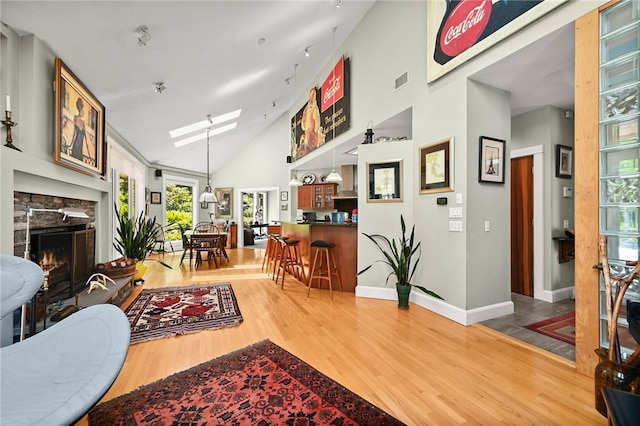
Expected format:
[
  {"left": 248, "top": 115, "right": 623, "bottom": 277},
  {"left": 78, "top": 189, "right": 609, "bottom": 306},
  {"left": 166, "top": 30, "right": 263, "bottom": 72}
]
[{"left": 2, "top": 110, "right": 21, "bottom": 152}]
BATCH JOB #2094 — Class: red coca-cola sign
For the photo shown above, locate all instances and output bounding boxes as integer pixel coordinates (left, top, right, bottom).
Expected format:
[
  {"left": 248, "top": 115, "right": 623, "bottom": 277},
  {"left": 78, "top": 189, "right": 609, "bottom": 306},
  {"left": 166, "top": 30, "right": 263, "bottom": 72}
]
[
  {"left": 321, "top": 56, "right": 344, "bottom": 113},
  {"left": 439, "top": 0, "right": 492, "bottom": 58}
]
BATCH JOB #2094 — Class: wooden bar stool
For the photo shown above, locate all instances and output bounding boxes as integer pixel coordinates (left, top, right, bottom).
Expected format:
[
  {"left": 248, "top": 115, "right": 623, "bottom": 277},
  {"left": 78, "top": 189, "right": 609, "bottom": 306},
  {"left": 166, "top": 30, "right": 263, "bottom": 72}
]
[
  {"left": 275, "top": 239, "right": 306, "bottom": 287},
  {"left": 270, "top": 236, "right": 288, "bottom": 279},
  {"left": 262, "top": 234, "right": 279, "bottom": 272},
  {"left": 307, "top": 240, "right": 343, "bottom": 299}
]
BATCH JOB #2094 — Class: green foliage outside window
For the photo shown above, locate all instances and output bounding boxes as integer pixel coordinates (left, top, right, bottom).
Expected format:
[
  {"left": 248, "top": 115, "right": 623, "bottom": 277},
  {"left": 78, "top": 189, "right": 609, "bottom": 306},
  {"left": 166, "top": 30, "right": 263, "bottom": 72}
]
[{"left": 165, "top": 184, "right": 193, "bottom": 240}]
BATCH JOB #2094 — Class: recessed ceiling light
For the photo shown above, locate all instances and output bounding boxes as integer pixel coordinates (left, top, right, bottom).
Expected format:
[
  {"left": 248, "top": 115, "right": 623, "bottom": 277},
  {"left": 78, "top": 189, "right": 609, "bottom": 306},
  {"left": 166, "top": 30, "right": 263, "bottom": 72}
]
[
  {"left": 169, "top": 109, "right": 242, "bottom": 139},
  {"left": 174, "top": 122, "right": 238, "bottom": 147}
]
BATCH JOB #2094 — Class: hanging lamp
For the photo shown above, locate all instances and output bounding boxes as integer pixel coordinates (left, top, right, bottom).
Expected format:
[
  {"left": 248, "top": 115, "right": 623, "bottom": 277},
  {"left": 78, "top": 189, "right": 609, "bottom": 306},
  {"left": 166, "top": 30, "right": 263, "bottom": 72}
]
[
  {"left": 199, "top": 127, "right": 219, "bottom": 203},
  {"left": 325, "top": 27, "right": 343, "bottom": 183},
  {"left": 289, "top": 64, "right": 303, "bottom": 187}
]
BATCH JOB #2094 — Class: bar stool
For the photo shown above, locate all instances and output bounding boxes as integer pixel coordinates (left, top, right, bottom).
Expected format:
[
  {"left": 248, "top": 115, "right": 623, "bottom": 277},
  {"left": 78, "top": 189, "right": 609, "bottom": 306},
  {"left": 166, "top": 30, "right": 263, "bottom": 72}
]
[
  {"left": 307, "top": 240, "right": 343, "bottom": 299},
  {"left": 262, "top": 234, "right": 279, "bottom": 272},
  {"left": 275, "top": 238, "right": 306, "bottom": 287},
  {"left": 270, "top": 235, "right": 288, "bottom": 279}
]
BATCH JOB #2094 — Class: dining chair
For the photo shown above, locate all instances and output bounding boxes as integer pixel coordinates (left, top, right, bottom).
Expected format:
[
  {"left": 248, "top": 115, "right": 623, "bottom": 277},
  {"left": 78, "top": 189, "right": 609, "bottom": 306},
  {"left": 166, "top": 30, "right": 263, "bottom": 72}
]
[{"left": 178, "top": 224, "right": 195, "bottom": 266}]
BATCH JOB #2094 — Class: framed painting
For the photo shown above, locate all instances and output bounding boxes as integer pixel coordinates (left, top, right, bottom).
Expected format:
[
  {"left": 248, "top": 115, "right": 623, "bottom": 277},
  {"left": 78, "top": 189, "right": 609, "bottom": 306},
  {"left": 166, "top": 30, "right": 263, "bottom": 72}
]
[
  {"left": 367, "top": 160, "right": 403, "bottom": 202},
  {"left": 479, "top": 136, "right": 506, "bottom": 184},
  {"left": 150, "top": 192, "right": 162, "bottom": 204},
  {"left": 214, "top": 187, "right": 233, "bottom": 219},
  {"left": 280, "top": 191, "right": 289, "bottom": 202},
  {"left": 54, "top": 58, "right": 106, "bottom": 177},
  {"left": 556, "top": 144, "right": 573, "bottom": 179},
  {"left": 419, "top": 137, "right": 454, "bottom": 194}
]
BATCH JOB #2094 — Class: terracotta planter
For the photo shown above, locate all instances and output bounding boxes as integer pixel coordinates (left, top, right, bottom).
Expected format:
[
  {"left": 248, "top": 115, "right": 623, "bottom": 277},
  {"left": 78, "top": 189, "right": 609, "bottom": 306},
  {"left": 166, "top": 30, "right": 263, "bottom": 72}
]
[
  {"left": 397, "top": 285, "right": 411, "bottom": 310},
  {"left": 594, "top": 348, "right": 640, "bottom": 417}
]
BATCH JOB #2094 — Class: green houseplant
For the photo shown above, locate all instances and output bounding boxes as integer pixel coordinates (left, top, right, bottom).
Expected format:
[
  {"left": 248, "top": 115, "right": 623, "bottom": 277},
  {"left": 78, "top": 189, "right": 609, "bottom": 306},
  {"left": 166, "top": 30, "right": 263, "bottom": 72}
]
[
  {"left": 114, "top": 205, "right": 172, "bottom": 281},
  {"left": 357, "top": 215, "right": 443, "bottom": 309}
]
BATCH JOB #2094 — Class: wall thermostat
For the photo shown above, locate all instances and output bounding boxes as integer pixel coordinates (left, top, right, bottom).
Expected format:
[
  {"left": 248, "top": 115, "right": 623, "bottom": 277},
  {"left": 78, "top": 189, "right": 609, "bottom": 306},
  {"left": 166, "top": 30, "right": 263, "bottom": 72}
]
[
  {"left": 437, "top": 197, "right": 448, "bottom": 205},
  {"left": 563, "top": 187, "right": 573, "bottom": 198}
]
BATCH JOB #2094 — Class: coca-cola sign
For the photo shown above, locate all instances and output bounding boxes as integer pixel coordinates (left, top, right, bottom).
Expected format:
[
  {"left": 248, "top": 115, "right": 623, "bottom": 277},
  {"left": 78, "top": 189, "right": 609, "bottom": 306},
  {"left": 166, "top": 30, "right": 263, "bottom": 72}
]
[
  {"left": 440, "top": 0, "right": 492, "bottom": 57},
  {"left": 321, "top": 56, "right": 344, "bottom": 113}
]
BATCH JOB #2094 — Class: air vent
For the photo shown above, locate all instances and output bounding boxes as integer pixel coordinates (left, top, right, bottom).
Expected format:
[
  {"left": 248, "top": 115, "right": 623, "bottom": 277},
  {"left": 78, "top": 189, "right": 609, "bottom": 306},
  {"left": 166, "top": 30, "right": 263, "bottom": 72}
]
[{"left": 395, "top": 72, "right": 408, "bottom": 91}]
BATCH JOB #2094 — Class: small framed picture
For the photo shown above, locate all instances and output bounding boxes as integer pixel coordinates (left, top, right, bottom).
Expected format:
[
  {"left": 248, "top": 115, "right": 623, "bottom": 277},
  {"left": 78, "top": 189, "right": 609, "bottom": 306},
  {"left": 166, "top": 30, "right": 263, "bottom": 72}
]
[
  {"left": 281, "top": 191, "right": 289, "bottom": 202},
  {"left": 145, "top": 187, "right": 151, "bottom": 204},
  {"left": 281, "top": 203, "right": 288, "bottom": 211},
  {"left": 419, "top": 137, "right": 454, "bottom": 194},
  {"left": 150, "top": 191, "right": 161, "bottom": 204},
  {"left": 478, "top": 136, "right": 506, "bottom": 184},
  {"left": 556, "top": 144, "right": 573, "bottom": 179},
  {"left": 367, "top": 160, "right": 403, "bottom": 202}
]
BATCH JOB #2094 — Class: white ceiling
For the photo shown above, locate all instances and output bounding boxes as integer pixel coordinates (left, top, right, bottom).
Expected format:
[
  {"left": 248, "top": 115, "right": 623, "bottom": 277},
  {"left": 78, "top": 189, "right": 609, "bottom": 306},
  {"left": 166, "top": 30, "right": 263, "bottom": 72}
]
[{"left": 2, "top": 1, "right": 575, "bottom": 175}]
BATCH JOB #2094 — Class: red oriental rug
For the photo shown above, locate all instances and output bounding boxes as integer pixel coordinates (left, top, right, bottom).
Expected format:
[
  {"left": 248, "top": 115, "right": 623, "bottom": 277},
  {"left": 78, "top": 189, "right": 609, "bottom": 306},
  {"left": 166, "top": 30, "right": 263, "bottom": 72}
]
[
  {"left": 524, "top": 311, "right": 575, "bottom": 345},
  {"left": 89, "top": 340, "right": 404, "bottom": 426},
  {"left": 125, "top": 283, "right": 243, "bottom": 344}
]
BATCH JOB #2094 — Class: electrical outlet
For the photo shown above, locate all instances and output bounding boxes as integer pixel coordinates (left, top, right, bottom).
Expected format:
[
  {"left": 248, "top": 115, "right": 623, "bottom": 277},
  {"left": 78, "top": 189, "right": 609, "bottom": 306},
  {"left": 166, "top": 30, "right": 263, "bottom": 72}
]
[
  {"left": 485, "top": 221, "right": 491, "bottom": 232},
  {"left": 563, "top": 220, "right": 569, "bottom": 229}
]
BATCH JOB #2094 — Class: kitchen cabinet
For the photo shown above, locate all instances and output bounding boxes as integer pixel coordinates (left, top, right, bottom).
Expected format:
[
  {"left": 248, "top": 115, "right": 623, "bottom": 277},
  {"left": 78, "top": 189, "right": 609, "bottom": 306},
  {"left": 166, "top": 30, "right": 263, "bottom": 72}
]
[{"left": 297, "top": 183, "right": 337, "bottom": 210}]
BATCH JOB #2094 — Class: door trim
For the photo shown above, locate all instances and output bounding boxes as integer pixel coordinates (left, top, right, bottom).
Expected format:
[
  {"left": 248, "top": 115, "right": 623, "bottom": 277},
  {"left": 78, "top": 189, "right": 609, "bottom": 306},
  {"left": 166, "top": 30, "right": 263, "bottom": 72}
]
[{"left": 510, "top": 145, "right": 544, "bottom": 301}]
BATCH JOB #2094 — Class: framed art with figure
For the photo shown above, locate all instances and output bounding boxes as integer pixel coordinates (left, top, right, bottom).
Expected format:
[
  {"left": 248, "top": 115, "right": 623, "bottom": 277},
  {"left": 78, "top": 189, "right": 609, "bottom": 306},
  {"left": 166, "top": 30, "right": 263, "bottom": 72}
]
[
  {"left": 419, "top": 137, "right": 454, "bottom": 194},
  {"left": 367, "top": 160, "right": 403, "bottom": 202},
  {"left": 479, "top": 136, "right": 506, "bottom": 184},
  {"left": 555, "top": 144, "right": 573, "bottom": 179},
  {"left": 214, "top": 187, "right": 233, "bottom": 219},
  {"left": 54, "top": 58, "right": 106, "bottom": 177}
]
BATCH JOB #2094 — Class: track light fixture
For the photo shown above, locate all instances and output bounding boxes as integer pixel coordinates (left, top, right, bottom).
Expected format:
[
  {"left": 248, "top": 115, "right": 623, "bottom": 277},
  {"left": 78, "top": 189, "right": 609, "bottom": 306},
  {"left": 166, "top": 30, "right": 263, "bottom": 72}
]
[
  {"left": 336, "top": 0, "right": 342, "bottom": 8},
  {"left": 154, "top": 82, "right": 166, "bottom": 93},
  {"left": 285, "top": 78, "right": 290, "bottom": 87},
  {"left": 136, "top": 25, "right": 151, "bottom": 47},
  {"left": 305, "top": 47, "right": 310, "bottom": 57}
]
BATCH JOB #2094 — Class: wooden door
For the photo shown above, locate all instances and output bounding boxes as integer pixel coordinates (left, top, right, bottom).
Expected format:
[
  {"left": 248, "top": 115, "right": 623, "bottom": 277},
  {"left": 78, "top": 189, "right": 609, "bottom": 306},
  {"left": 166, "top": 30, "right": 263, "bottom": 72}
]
[{"left": 511, "top": 156, "right": 534, "bottom": 296}]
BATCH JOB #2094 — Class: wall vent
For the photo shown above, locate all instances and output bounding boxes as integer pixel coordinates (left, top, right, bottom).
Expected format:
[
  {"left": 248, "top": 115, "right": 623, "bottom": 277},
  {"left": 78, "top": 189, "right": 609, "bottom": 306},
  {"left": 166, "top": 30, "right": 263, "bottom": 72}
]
[{"left": 395, "top": 72, "right": 408, "bottom": 91}]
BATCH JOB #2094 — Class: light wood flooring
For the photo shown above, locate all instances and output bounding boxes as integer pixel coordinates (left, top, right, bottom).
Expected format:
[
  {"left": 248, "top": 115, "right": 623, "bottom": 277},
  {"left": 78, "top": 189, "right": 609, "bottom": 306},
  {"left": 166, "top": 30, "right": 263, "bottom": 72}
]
[{"left": 77, "top": 248, "right": 605, "bottom": 425}]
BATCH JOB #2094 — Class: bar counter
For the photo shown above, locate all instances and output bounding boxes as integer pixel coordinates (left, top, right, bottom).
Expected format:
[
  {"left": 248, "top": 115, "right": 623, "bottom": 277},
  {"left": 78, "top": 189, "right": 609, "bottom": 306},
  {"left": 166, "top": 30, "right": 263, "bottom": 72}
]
[{"left": 280, "top": 222, "right": 358, "bottom": 292}]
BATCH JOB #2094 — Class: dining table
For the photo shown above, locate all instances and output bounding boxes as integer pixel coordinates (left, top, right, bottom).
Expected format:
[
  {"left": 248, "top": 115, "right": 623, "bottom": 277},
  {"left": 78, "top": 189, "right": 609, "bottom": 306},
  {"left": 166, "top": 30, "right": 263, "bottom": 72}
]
[{"left": 185, "top": 230, "right": 229, "bottom": 269}]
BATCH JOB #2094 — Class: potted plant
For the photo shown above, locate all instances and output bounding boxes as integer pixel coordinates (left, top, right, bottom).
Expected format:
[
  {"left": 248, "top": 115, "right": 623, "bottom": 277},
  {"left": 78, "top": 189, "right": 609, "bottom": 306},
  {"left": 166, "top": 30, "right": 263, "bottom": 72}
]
[
  {"left": 357, "top": 215, "right": 443, "bottom": 309},
  {"left": 114, "top": 205, "right": 171, "bottom": 282}
]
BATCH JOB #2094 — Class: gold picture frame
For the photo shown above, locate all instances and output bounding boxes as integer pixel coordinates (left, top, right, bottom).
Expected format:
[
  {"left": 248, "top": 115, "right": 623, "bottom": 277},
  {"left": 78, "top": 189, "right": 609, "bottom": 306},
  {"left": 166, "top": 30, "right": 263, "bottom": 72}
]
[
  {"left": 54, "top": 58, "right": 106, "bottom": 177},
  {"left": 419, "top": 137, "right": 454, "bottom": 194}
]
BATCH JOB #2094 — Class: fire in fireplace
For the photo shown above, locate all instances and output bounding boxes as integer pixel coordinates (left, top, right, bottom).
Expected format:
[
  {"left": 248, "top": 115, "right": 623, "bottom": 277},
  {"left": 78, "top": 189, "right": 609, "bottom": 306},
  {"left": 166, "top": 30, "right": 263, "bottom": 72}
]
[{"left": 29, "top": 225, "right": 95, "bottom": 302}]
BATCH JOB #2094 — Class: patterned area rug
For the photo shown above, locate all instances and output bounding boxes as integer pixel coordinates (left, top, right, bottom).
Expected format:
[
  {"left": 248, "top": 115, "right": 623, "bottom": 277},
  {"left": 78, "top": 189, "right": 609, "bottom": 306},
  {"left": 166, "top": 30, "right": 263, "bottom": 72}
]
[
  {"left": 89, "top": 340, "right": 404, "bottom": 426},
  {"left": 125, "top": 282, "right": 243, "bottom": 344},
  {"left": 524, "top": 311, "right": 575, "bottom": 345}
]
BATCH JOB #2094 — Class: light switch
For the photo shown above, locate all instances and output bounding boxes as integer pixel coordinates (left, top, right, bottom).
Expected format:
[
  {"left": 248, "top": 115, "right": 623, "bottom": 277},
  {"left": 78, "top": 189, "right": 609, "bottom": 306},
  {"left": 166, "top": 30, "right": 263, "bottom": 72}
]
[
  {"left": 456, "top": 193, "right": 463, "bottom": 204},
  {"left": 485, "top": 221, "right": 490, "bottom": 232},
  {"left": 449, "top": 220, "right": 463, "bottom": 232},
  {"left": 449, "top": 207, "right": 462, "bottom": 218}
]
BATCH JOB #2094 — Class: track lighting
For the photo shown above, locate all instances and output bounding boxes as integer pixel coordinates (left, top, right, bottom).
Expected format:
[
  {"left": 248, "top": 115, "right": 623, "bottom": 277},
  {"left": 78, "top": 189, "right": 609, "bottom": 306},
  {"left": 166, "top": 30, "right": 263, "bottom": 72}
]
[
  {"left": 305, "top": 47, "right": 310, "bottom": 57},
  {"left": 136, "top": 25, "right": 151, "bottom": 47},
  {"left": 285, "top": 78, "right": 290, "bottom": 87},
  {"left": 336, "top": 0, "right": 341, "bottom": 8},
  {"left": 154, "top": 82, "right": 166, "bottom": 93}
]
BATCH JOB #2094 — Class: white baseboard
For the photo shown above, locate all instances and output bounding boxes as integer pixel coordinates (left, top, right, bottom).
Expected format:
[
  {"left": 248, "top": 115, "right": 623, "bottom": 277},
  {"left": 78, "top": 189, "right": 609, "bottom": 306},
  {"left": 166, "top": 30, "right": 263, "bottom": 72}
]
[
  {"left": 536, "top": 286, "right": 575, "bottom": 303},
  {"left": 355, "top": 286, "right": 514, "bottom": 326}
]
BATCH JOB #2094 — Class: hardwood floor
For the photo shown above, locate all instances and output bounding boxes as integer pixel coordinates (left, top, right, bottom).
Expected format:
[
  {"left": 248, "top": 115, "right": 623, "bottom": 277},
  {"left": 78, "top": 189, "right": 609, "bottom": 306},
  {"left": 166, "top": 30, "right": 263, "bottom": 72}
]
[{"left": 78, "top": 248, "right": 605, "bottom": 425}]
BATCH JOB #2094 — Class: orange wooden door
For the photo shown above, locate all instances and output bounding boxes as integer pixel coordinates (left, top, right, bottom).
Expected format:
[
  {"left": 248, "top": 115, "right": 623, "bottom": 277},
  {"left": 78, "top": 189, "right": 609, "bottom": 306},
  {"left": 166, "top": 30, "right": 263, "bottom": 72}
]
[{"left": 511, "top": 156, "right": 534, "bottom": 296}]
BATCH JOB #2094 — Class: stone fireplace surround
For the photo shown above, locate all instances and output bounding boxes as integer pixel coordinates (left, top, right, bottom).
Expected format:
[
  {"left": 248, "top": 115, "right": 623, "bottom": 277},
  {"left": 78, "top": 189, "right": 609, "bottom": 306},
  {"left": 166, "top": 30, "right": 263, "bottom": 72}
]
[{"left": 13, "top": 192, "right": 97, "bottom": 300}]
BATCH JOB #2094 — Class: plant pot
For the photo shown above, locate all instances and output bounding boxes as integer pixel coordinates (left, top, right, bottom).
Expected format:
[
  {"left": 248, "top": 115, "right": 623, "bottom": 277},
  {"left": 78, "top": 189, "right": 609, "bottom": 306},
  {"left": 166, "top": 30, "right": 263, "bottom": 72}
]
[
  {"left": 594, "top": 348, "right": 640, "bottom": 417},
  {"left": 133, "top": 261, "right": 148, "bottom": 282},
  {"left": 396, "top": 285, "right": 411, "bottom": 310}
]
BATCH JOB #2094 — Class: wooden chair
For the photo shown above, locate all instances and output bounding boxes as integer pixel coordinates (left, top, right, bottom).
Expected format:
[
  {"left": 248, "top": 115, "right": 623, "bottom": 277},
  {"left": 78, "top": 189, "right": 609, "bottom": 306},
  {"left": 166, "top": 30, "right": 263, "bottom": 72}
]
[
  {"left": 192, "top": 223, "right": 222, "bottom": 269},
  {"left": 178, "top": 224, "right": 195, "bottom": 266}
]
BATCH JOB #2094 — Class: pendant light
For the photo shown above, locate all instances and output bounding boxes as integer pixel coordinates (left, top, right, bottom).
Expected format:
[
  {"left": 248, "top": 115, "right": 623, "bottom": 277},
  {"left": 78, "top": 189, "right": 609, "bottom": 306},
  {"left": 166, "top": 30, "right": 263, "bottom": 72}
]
[
  {"left": 325, "top": 27, "right": 342, "bottom": 183},
  {"left": 289, "top": 64, "right": 303, "bottom": 187},
  {"left": 199, "top": 127, "right": 219, "bottom": 203}
]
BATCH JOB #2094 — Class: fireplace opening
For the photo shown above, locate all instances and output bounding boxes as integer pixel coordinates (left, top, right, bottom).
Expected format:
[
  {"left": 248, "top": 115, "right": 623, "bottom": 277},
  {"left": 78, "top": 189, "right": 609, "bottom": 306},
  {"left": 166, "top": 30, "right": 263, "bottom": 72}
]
[{"left": 29, "top": 224, "right": 95, "bottom": 303}]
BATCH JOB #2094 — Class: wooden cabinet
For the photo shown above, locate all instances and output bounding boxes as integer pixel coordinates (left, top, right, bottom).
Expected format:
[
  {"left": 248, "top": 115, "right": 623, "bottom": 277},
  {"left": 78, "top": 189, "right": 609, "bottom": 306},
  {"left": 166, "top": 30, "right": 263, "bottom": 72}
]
[
  {"left": 226, "top": 223, "right": 237, "bottom": 249},
  {"left": 297, "top": 183, "right": 337, "bottom": 210}
]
